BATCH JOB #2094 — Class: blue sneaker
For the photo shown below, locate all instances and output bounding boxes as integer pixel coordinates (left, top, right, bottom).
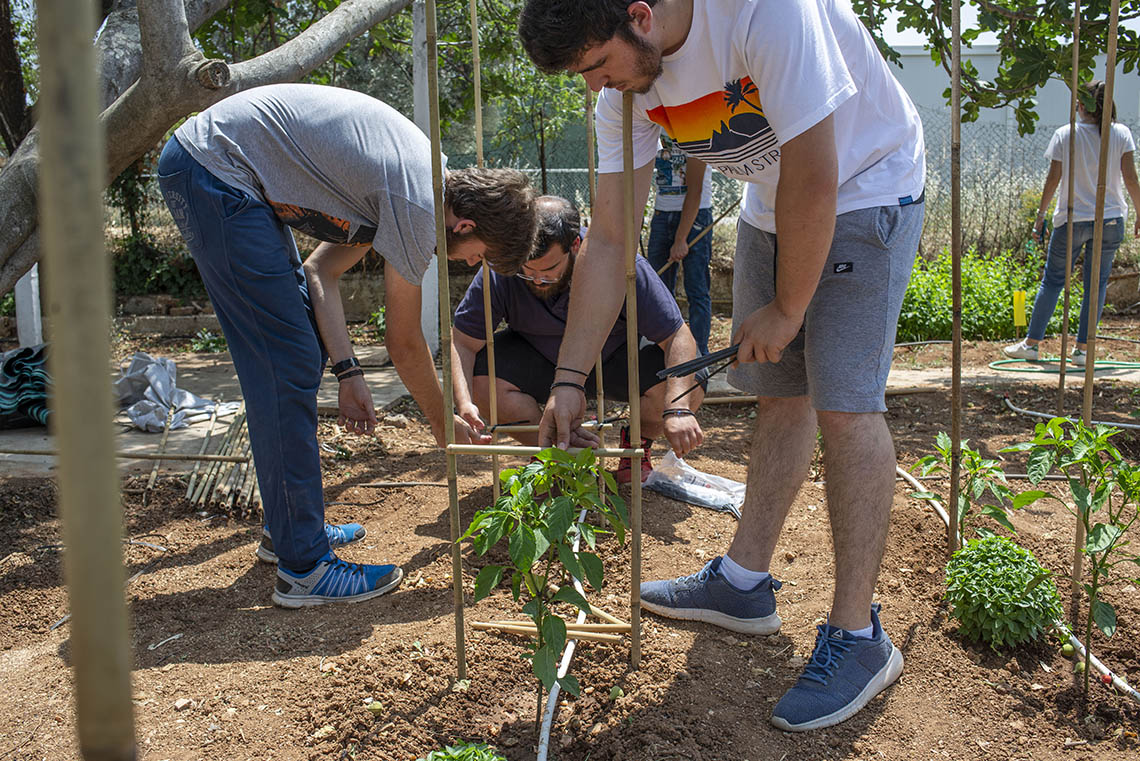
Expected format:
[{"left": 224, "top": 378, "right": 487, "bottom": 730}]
[
  {"left": 272, "top": 551, "right": 403, "bottom": 608},
  {"left": 255, "top": 523, "right": 366, "bottom": 564},
  {"left": 770, "top": 604, "right": 903, "bottom": 731},
  {"left": 639, "top": 557, "right": 782, "bottom": 635}
]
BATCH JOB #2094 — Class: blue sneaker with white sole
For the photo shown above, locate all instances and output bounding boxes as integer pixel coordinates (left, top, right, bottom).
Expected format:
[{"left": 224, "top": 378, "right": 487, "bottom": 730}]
[
  {"left": 255, "top": 523, "right": 366, "bottom": 564},
  {"left": 639, "top": 556, "right": 782, "bottom": 635},
  {"left": 770, "top": 603, "right": 903, "bottom": 731},
  {"left": 272, "top": 551, "right": 403, "bottom": 608}
]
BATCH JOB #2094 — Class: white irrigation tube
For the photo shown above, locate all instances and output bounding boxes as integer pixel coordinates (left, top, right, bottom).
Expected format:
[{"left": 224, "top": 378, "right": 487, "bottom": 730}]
[
  {"left": 535, "top": 506, "right": 591, "bottom": 761},
  {"left": 895, "top": 466, "right": 1140, "bottom": 705},
  {"left": 1003, "top": 395, "right": 1140, "bottom": 431}
]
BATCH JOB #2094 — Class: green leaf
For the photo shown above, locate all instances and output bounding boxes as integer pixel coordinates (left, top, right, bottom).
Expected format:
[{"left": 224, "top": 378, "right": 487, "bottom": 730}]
[
  {"left": 1027, "top": 449, "right": 1054, "bottom": 484},
  {"left": 472, "top": 565, "right": 503, "bottom": 601},
  {"left": 510, "top": 571, "right": 522, "bottom": 601},
  {"left": 580, "top": 522, "right": 597, "bottom": 550},
  {"left": 532, "top": 645, "right": 557, "bottom": 688},
  {"left": 1092, "top": 600, "right": 1117, "bottom": 638},
  {"left": 910, "top": 491, "right": 938, "bottom": 500},
  {"left": 578, "top": 551, "right": 604, "bottom": 589},
  {"left": 542, "top": 615, "right": 567, "bottom": 655},
  {"left": 509, "top": 524, "right": 537, "bottom": 572},
  {"left": 575, "top": 446, "right": 594, "bottom": 468},
  {"left": 545, "top": 496, "right": 575, "bottom": 540},
  {"left": 1012, "top": 490, "right": 1049, "bottom": 510},
  {"left": 552, "top": 584, "right": 593, "bottom": 614},
  {"left": 557, "top": 674, "right": 580, "bottom": 696},
  {"left": 980, "top": 504, "right": 1016, "bottom": 535},
  {"left": 557, "top": 543, "right": 583, "bottom": 579},
  {"left": 1086, "top": 523, "right": 1122, "bottom": 554},
  {"left": 533, "top": 529, "right": 551, "bottom": 562}
]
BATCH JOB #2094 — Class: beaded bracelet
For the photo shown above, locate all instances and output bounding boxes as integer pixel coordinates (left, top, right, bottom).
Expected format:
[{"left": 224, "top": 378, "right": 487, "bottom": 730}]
[
  {"left": 550, "top": 381, "right": 587, "bottom": 394},
  {"left": 330, "top": 357, "right": 360, "bottom": 376},
  {"left": 556, "top": 366, "right": 589, "bottom": 377},
  {"left": 662, "top": 408, "right": 695, "bottom": 418},
  {"left": 337, "top": 368, "right": 365, "bottom": 382}
]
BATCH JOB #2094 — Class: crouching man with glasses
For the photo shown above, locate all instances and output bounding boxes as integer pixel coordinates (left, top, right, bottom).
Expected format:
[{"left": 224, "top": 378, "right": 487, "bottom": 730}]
[{"left": 450, "top": 195, "right": 705, "bottom": 482}]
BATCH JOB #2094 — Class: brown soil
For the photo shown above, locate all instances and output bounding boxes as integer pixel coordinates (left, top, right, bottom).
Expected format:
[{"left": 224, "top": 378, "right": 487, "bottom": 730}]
[{"left": 3, "top": 326, "right": 1140, "bottom": 760}]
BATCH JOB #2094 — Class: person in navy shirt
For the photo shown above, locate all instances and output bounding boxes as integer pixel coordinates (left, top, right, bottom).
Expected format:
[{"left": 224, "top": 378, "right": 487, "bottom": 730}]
[{"left": 452, "top": 195, "right": 704, "bottom": 482}]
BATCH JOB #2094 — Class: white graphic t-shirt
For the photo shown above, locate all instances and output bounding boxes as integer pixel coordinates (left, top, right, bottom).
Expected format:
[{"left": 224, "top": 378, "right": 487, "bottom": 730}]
[
  {"left": 595, "top": 0, "right": 926, "bottom": 233},
  {"left": 654, "top": 147, "right": 714, "bottom": 211},
  {"left": 1045, "top": 122, "right": 1136, "bottom": 227}
]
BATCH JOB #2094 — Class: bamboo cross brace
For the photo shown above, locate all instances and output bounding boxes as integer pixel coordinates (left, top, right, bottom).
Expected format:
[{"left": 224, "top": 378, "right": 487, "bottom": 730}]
[{"left": 472, "top": 622, "right": 622, "bottom": 644}]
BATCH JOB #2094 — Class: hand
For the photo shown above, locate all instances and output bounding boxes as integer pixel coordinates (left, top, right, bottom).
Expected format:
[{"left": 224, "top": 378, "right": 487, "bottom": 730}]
[
  {"left": 537, "top": 387, "right": 598, "bottom": 450},
  {"left": 733, "top": 302, "right": 804, "bottom": 365},
  {"left": 457, "top": 402, "right": 485, "bottom": 435},
  {"left": 431, "top": 415, "right": 492, "bottom": 447},
  {"left": 663, "top": 414, "right": 703, "bottom": 457},
  {"left": 337, "top": 376, "right": 377, "bottom": 436},
  {"left": 1032, "top": 217, "right": 1045, "bottom": 244},
  {"left": 668, "top": 236, "right": 689, "bottom": 263}
]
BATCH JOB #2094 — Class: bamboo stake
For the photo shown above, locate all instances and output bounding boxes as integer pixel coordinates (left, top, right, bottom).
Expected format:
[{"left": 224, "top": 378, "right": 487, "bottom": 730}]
[
  {"left": 486, "top": 620, "right": 631, "bottom": 633},
  {"left": 144, "top": 406, "right": 176, "bottom": 503},
  {"left": 491, "top": 422, "right": 614, "bottom": 434},
  {"left": 38, "top": 0, "right": 135, "bottom": 755},
  {"left": 587, "top": 86, "right": 609, "bottom": 517},
  {"left": 426, "top": 0, "right": 466, "bottom": 681},
  {"left": 186, "top": 402, "right": 220, "bottom": 498},
  {"left": 448, "top": 444, "right": 645, "bottom": 458},
  {"left": 0, "top": 448, "right": 248, "bottom": 463},
  {"left": 948, "top": 0, "right": 963, "bottom": 558},
  {"left": 1075, "top": 0, "right": 1120, "bottom": 627},
  {"left": 1057, "top": 2, "right": 1082, "bottom": 416},
  {"left": 193, "top": 411, "right": 245, "bottom": 505},
  {"left": 238, "top": 458, "right": 259, "bottom": 514},
  {"left": 622, "top": 92, "right": 643, "bottom": 669},
  {"left": 472, "top": 622, "right": 622, "bottom": 644}
]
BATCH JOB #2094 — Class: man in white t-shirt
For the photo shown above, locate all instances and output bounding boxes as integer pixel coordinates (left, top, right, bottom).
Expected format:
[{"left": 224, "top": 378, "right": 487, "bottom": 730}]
[
  {"left": 520, "top": 0, "right": 925, "bottom": 730},
  {"left": 648, "top": 136, "right": 715, "bottom": 355}
]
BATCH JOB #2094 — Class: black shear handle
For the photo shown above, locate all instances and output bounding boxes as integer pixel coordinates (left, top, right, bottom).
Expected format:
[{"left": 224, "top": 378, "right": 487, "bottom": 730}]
[{"left": 657, "top": 343, "right": 740, "bottom": 380}]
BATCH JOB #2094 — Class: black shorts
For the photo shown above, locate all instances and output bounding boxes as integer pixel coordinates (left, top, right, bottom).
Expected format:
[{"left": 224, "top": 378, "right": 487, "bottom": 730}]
[{"left": 472, "top": 329, "right": 666, "bottom": 403}]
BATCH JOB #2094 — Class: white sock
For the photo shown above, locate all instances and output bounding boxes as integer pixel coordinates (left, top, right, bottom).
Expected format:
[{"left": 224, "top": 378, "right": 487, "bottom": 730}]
[
  {"left": 845, "top": 624, "right": 874, "bottom": 639},
  {"left": 719, "top": 555, "right": 770, "bottom": 591}
]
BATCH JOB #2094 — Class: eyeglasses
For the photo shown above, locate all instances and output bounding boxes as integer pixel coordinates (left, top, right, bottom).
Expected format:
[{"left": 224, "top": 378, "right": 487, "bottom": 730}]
[{"left": 515, "top": 271, "right": 562, "bottom": 284}]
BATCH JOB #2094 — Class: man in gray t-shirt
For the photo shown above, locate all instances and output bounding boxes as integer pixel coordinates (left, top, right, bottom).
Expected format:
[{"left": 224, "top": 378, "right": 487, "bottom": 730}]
[{"left": 158, "top": 83, "right": 537, "bottom": 608}]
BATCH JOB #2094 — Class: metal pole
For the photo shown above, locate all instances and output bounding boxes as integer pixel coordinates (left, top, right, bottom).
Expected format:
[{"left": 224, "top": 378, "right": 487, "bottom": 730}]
[
  {"left": 38, "top": 0, "right": 136, "bottom": 756},
  {"left": 1057, "top": 2, "right": 1081, "bottom": 415},
  {"left": 622, "top": 93, "right": 643, "bottom": 668},
  {"left": 426, "top": 0, "right": 466, "bottom": 681},
  {"left": 948, "top": 0, "right": 963, "bottom": 557}
]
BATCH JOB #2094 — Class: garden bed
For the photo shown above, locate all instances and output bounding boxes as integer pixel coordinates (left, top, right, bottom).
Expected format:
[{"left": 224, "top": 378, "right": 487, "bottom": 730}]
[{"left": 1, "top": 371, "right": 1139, "bottom": 760}]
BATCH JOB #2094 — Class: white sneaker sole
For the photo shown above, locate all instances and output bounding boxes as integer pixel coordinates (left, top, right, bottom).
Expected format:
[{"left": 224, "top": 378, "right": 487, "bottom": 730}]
[
  {"left": 640, "top": 598, "right": 782, "bottom": 635},
  {"left": 271, "top": 567, "right": 403, "bottom": 609},
  {"left": 770, "top": 645, "right": 904, "bottom": 732}
]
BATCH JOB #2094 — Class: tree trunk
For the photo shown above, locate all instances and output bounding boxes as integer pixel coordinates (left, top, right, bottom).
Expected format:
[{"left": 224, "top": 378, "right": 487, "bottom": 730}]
[
  {"left": 0, "top": 0, "right": 412, "bottom": 295},
  {"left": 0, "top": 0, "right": 31, "bottom": 155}
]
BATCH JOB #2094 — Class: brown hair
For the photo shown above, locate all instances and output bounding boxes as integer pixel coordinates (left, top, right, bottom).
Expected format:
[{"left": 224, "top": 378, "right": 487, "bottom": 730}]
[
  {"left": 531, "top": 196, "right": 581, "bottom": 261},
  {"left": 445, "top": 167, "right": 537, "bottom": 275},
  {"left": 1081, "top": 80, "right": 1117, "bottom": 134}
]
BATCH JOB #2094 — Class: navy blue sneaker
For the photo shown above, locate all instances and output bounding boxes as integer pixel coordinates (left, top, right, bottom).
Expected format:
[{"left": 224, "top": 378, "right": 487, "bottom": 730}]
[
  {"left": 639, "top": 556, "right": 782, "bottom": 635},
  {"left": 255, "top": 523, "right": 366, "bottom": 564},
  {"left": 272, "top": 551, "right": 403, "bottom": 608},
  {"left": 770, "top": 604, "right": 903, "bottom": 731}
]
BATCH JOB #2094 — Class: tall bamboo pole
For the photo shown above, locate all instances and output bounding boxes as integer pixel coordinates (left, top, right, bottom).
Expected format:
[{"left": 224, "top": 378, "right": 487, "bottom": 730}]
[
  {"left": 427, "top": 0, "right": 466, "bottom": 680},
  {"left": 947, "top": 0, "right": 963, "bottom": 557},
  {"left": 1073, "top": 0, "right": 1120, "bottom": 625},
  {"left": 469, "top": 0, "right": 501, "bottom": 500},
  {"left": 38, "top": 0, "right": 135, "bottom": 757},
  {"left": 622, "top": 93, "right": 643, "bottom": 668},
  {"left": 587, "top": 88, "right": 607, "bottom": 488},
  {"left": 1057, "top": 3, "right": 1082, "bottom": 416}
]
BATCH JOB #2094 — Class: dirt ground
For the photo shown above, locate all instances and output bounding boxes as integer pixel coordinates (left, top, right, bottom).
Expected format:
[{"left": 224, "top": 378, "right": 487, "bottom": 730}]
[{"left": 2, "top": 317, "right": 1140, "bottom": 761}]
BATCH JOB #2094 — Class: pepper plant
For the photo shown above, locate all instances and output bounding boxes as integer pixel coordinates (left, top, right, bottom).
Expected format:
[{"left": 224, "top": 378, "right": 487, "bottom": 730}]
[
  {"left": 911, "top": 431, "right": 1017, "bottom": 541},
  {"left": 1004, "top": 418, "right": 1140, "bottom": 708},
  {"left": 461, "top": 447, "right": 627, "bottom": 727}
]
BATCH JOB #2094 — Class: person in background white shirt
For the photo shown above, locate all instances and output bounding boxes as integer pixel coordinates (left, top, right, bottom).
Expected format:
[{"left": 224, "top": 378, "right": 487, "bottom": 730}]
[{"left": 1004, "top": 80, "right": 1140, "bottom": 366}]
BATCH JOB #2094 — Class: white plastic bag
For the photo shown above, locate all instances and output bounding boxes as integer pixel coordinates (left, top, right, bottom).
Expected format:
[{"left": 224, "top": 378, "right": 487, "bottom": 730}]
[{"left": 644, "top": 451, "right": 745, "bottom": 519}]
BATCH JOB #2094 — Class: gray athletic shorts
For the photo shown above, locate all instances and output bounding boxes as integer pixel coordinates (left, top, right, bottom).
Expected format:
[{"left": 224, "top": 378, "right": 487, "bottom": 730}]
[{"left": 726, "top": 202, "right": 923, "bottom": 413}]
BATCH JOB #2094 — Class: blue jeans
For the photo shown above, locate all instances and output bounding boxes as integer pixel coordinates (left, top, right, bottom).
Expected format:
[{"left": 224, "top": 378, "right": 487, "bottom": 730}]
[
  {"left": 646, "top": 207, "right": 713, "bottom": 355},
  {"left": 1027, "top": 218, "right": 1125, "bottom": 344},
  {"left": 157, "top": 137, "right": 331, "bottom": 572}
]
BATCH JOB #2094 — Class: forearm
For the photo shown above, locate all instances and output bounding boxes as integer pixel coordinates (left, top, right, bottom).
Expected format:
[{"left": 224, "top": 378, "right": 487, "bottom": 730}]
[
  {"left": 305, "top": 243, "right": 366, "bottom": 363},
  {"left": 660, "top": 329, "right": 701, "bottom": 411},
  {"left": 450, "top": 333, "right": 481, "bottom": 409},
  {"left": 1038, "top": 165, "right": 1062, "bottom": 218},
  {"left": 675, "top": 187, "right": 703, "bottom": 247},
  {"left": 772, "top": 176, "right": 836, "bottom": 321}
]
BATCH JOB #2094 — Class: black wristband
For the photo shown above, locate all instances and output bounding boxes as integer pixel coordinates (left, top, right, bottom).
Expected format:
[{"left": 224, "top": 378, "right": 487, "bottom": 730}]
[
  {"left": 550, "top": 381, "right": 586, "bottom": 394},
  {"left": 330, "top": 357, "right": 360, "bottom": 376},
  {"left": 337, "top": 368, "right": 365, "bottom": 382},
  {"left": 556, "top": 366, "right": 589, "bottom": 377},
  {"left": 663, "top": 408, "right": 695, "bottom": 418}
]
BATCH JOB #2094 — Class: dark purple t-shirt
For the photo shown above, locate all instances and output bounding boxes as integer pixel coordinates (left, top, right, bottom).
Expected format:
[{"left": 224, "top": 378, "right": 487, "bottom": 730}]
[{"left": 453, "top": 255, "right": 685, "bottom": 364}]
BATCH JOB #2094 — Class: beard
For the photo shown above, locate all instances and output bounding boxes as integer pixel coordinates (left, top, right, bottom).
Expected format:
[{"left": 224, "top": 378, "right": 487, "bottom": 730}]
[
  {"left": 525, "top": 252, "right": 575, "bottom": 301},
  {"left": 625, "top": 31, "right": 664, "bottom": 95}
]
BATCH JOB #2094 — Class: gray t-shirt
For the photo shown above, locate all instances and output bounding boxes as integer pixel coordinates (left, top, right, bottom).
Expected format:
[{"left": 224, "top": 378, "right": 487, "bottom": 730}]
[{"left": 175, "top": 83, "right": 441, "bottom": 284}]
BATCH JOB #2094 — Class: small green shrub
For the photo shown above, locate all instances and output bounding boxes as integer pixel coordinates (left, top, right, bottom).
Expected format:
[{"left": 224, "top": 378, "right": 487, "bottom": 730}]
[
  {"left": 944, "top": 535, "right": 1063, "bottom": 650},
  {"left": 0, "top": 292, "right": 13, "bottom": 317},
  {"left": 418, "top": 742, "right": 506, "bottom": 761},
  {"left": 368, "top": 306, "right": 386, "bottom": 340},
  {"left": 897, "top": 247, "right": 1077, "bottom": 342},
  {"left": 190, "top": 329, "right": 227, "bottom": 353}
]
